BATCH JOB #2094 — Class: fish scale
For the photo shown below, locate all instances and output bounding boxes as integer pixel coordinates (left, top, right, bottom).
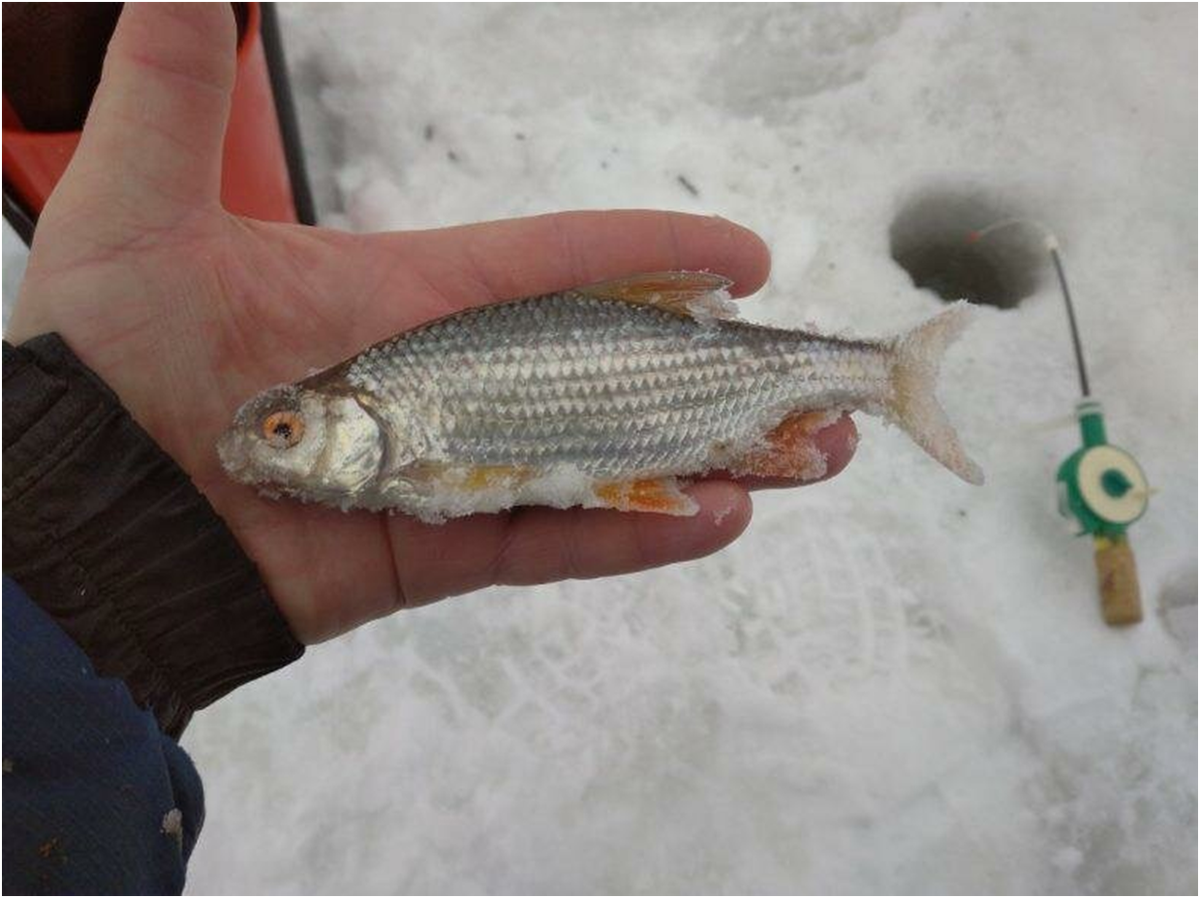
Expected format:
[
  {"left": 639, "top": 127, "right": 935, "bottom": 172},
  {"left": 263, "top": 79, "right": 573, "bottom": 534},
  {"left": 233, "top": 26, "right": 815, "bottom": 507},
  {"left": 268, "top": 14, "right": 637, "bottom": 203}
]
[
  {"left": 218, "top": 272, "right": 982, "bottom": 520},
  {"left": 342, "top": 293, "right": 887, "bottom": 475}
]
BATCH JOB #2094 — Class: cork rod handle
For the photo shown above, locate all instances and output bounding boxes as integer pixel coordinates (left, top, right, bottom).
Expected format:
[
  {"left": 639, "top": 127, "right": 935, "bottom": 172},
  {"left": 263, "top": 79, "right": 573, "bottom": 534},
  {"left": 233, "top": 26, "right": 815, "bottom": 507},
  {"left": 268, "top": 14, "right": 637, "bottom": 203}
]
[{"left": 1094, "top": 535, "right": 1143, "bottom": 626}]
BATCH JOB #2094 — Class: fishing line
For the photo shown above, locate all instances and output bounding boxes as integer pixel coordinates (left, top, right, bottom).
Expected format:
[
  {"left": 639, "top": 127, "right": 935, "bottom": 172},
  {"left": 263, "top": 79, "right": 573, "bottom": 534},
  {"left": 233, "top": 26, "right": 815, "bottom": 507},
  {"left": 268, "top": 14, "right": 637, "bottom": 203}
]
[{"left": 969, "top": 219, "right": 1090, "bottom": 397}]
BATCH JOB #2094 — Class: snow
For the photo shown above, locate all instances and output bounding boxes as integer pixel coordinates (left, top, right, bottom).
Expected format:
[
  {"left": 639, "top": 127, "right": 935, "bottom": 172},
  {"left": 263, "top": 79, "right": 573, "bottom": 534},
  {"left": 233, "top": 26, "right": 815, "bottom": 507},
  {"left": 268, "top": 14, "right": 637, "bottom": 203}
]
[
  {"left": 162, "top": 808, "right": 184, "bottom": 846},
  {"left": 684, "top": 286, "right": 740, "bottom": 321},
  {"left": 3, "top": 3, "right": 1195, "bottom": 894}
]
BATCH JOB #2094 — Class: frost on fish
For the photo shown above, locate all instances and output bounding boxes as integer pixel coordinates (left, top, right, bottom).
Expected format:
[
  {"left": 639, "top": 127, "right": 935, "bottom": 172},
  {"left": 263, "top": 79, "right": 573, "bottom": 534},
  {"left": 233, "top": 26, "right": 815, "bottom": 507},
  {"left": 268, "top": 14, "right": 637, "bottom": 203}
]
[
  {"left": 218, "top": 271, "right": 982, "bottom": 521},
  {"left": 886, "top": 302, "right": 985, "bottom": 486},
  {"left": 407, "top": 464, "right": 700, "bottom": 521}
]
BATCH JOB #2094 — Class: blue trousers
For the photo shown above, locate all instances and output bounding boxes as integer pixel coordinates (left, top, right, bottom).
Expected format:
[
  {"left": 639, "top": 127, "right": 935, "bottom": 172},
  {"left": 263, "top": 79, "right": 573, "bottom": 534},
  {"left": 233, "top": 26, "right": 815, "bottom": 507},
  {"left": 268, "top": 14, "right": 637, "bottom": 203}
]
[{"left": 3, "top": 577, "right": 204, "bottom": 894}]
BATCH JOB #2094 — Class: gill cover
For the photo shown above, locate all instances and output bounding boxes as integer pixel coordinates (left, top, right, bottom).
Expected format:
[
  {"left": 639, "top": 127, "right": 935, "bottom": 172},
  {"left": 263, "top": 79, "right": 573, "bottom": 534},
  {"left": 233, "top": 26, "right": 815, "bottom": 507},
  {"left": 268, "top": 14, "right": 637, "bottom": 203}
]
[{"left": 218, "top": 388, "right": 384, "bottom": 503}]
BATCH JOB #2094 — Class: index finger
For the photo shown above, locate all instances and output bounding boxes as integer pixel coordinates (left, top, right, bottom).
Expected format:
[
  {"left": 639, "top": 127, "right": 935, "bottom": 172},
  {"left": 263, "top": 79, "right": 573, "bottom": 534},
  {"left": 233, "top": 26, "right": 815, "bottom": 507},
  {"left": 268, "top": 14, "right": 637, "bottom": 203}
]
[
  {"left": 385, "top": 480, "right": 753, "bottom": 609},
  {"left": 365, "top": 209, "right": 772, "bottom": 309}
]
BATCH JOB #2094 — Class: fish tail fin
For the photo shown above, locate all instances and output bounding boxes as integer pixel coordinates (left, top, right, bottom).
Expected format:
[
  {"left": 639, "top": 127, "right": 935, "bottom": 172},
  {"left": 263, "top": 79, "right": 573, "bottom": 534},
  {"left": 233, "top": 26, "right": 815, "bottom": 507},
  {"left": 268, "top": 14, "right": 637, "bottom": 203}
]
[{"left": 887, "top": 302, "right": 984, "bottom": 485}]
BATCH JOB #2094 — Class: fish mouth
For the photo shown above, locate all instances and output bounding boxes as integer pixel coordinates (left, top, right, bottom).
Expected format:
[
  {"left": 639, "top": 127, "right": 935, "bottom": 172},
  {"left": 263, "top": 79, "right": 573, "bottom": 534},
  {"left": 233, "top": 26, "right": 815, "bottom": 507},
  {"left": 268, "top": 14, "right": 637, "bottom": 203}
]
[
  {"left": 216, "top": 427, "right": 256, "bottom": 484},
  {"left": 216, "top": 428, "right": 300, "bottom": 501}
]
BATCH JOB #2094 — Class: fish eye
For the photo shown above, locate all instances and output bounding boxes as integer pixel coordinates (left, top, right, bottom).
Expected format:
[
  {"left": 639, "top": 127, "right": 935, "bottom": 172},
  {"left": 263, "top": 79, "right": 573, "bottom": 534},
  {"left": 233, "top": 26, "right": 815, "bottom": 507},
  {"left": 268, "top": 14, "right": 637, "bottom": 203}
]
[{"left": 262, "top": 410, "right": 305, "bottom": 449}]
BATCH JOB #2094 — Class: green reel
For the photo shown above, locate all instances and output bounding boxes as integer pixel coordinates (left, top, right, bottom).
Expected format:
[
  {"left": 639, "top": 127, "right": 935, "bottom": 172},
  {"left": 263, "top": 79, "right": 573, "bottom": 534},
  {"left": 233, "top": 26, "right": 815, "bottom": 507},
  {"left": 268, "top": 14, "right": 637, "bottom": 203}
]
[
  {"left": 1056, "top": 400, "right": 1149, "bottom": 538},
  {"left": 974, "top": 219, "right": 1148, "bottom": 624}
]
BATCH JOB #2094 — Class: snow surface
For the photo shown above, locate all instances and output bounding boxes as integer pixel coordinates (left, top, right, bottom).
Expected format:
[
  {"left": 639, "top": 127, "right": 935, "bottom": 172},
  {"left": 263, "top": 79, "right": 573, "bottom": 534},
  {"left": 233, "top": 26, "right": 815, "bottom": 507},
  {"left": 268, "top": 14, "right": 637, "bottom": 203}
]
[{"left": 3, "top": 3, "right": 1195, "bottom": 894}]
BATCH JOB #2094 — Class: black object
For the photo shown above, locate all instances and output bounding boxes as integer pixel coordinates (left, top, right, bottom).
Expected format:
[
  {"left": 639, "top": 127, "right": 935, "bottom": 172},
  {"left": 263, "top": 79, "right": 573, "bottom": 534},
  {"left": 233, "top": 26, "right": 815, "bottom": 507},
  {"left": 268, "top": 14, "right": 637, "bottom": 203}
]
[
  {"left": 1, "top": 2, "right": 314, "bottom": 246},
  {"left": 2, "top": 188, "right": 36, "bottom": 246},
  {"left": 1049, "top": 245, "right": 1090, "bottom": 398},
  {"left": 2, "top": 3, "right": 121, "bottom": 132},
  {"left": 261, "top": 2, "right": 316, "bottom": 226}
]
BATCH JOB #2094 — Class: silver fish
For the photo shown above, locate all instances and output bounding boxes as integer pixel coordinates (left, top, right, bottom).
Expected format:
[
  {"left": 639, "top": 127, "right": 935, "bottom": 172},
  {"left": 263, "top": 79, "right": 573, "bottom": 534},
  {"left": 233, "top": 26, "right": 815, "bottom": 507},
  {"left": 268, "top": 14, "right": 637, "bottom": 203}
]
[{"left": 218, "top": 272, "right": 982, "bottom": 522}]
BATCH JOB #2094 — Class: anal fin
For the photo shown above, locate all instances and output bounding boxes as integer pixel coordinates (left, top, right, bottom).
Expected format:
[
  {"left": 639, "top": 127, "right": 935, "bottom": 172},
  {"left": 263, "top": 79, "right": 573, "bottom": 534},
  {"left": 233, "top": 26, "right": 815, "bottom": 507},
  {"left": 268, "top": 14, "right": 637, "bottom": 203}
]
[{"left": 726, "top": 411, "right": 837, "bottom": 480}]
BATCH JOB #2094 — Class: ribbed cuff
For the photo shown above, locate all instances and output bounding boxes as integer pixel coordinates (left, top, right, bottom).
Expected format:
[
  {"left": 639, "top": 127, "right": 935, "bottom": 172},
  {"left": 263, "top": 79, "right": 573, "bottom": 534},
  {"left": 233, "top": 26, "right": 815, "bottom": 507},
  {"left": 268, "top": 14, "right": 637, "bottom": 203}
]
[{"left": 3, "top": 335, "right": 304, "bottom": 738}]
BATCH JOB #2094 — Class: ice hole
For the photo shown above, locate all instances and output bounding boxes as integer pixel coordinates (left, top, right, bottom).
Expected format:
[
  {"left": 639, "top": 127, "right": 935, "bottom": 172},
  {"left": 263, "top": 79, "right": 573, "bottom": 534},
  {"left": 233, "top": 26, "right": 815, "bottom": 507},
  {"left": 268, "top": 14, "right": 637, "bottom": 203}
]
[{"left": 889, "top": 188, "right": 1045, "bottom": 309}]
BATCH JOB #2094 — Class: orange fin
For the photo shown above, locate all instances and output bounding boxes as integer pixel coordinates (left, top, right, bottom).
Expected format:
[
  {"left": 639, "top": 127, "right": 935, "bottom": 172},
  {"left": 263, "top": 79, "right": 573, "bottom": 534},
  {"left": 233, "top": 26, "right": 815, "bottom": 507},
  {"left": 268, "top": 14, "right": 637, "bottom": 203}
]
[
  {"left": 726, "top": 411, "right": 837, "bottom": 480},
  {"left": 576, "top": 271, "right": 738, "bottom": 320},
  {"left": 593, "top": 477, "right": 699, "bottom": 515}
]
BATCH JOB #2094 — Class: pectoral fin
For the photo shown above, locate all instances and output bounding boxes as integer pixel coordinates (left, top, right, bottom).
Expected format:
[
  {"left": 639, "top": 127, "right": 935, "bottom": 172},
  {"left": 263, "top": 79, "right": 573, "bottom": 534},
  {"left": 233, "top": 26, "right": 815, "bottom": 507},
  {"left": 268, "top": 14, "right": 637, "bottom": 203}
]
[
  {"left": 433, "top": 464, "right": 533, "bottom": 491},
  {"left": 593, "top": 477, "right": 699, "bottom": 515},
  {"left": 576, "top": 271, "right": 738, "bottom": 320}
]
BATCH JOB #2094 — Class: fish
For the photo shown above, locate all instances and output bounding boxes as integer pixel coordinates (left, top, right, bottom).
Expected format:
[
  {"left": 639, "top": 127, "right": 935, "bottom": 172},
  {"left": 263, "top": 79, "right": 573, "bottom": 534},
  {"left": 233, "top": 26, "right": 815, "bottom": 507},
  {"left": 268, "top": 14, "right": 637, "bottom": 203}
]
[{"left": 218, "top": 272, "right": 983, "bottom": 522}]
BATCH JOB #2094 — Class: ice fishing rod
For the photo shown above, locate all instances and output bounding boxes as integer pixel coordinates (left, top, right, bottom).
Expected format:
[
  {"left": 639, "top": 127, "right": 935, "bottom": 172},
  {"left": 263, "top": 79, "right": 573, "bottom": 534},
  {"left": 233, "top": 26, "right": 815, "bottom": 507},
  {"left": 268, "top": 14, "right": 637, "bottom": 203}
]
[{"left": 971, "top": 220, "right": 1149, "bottom": 625}]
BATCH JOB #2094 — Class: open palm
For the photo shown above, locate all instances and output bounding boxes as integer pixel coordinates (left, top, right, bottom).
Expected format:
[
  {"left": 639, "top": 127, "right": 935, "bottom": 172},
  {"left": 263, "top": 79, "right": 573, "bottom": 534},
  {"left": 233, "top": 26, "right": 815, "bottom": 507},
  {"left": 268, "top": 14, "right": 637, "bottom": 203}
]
[{"left": 8, "top": 5, "right": 855, "bottom": 642}]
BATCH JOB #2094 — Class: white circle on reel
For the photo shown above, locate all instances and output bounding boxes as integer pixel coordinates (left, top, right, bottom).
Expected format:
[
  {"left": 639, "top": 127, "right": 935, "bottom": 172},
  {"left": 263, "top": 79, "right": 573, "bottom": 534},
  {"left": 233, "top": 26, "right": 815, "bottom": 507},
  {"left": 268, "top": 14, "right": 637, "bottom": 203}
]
[{"left": 1077, "top": 445, "right": 1149, "bottom": 525}]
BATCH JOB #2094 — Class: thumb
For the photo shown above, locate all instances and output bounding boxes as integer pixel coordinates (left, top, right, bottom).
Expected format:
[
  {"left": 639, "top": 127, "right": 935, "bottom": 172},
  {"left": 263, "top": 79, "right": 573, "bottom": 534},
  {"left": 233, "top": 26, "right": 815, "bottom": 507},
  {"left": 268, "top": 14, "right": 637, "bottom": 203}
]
[{"left": 49, "top": 4, "right": 237, "bottom": 226}]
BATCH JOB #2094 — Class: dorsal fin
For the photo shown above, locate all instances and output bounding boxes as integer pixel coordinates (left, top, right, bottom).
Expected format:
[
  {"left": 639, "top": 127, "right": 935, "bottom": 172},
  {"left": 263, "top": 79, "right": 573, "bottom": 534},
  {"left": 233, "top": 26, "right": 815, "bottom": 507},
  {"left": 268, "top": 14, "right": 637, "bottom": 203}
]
[{"left": 575, "top": 271, "right": 738, "bottom": 320}]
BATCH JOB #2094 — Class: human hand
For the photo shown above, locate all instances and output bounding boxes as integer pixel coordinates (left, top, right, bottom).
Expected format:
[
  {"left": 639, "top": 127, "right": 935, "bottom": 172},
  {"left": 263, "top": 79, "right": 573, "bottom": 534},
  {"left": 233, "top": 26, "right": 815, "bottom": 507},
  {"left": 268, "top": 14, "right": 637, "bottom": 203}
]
[{"left": 7, "top": 4, "right": 856, "bottom": 642}]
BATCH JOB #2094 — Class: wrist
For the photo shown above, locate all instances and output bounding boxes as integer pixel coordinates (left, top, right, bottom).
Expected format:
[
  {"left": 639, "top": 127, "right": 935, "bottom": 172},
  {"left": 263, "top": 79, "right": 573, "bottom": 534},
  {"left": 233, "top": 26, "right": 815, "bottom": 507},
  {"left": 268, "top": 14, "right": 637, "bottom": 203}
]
[{"left": 3, "top": 333, "right": 303, "bottom": 737}]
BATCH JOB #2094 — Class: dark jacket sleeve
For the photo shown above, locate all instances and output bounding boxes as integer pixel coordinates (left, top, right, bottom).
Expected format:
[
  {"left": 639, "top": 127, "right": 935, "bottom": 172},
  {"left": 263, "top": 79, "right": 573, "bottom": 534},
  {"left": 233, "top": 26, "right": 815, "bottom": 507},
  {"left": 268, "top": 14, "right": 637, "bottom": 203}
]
[
  {"left": 2, "top": 334, "right": 304, "bottom": 738},
  {"left": 3, "top": 576, "right": 204, "bottom": 895}
]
